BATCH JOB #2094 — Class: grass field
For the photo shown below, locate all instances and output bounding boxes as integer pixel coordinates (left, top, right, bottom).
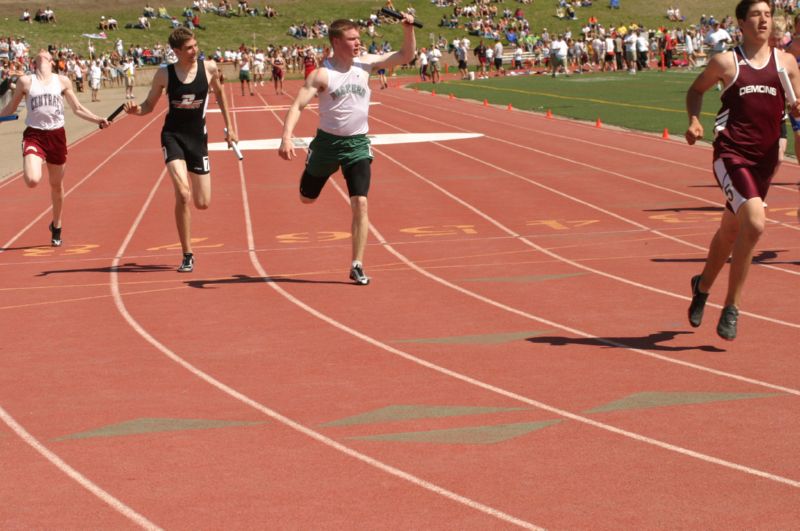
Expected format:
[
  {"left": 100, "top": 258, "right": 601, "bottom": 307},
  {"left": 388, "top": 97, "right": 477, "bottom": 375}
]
[
  {"left": 1, "top": 0, "right": 739, "bottom": 56},
  {"left": 411, "top": 69, "right": 799, "bottom": 157}
]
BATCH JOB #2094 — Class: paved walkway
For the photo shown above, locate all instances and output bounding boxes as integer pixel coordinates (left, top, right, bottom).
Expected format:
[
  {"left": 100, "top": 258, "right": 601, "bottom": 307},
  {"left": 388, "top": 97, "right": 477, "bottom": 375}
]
[{"left": 0, "top": 85, "right": 137, "bottom": 182}]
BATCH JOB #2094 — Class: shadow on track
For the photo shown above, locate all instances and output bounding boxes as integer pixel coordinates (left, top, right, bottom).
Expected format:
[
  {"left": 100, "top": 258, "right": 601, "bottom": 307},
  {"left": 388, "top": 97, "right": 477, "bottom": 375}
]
[
  {"left": 527, "top": 330, "right": 725, "bottom": 353},
  {"left": 185, "top": 274, "right": 353, "bottom": 289},
  {"left": 36, "top": 263, "right": 174, "bottom": 276},
  {"left": 651, "top": 250, "right": 799, "bottom": 266}
]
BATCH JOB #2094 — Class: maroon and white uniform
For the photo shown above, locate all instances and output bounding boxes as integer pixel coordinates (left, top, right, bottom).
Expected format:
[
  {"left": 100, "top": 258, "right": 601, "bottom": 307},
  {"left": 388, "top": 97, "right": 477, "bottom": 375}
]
[
  {"left": 22, "top": 74, "right": 67, "bottom": 165},
  {"left": 713, "top": 46, "right": 785, "bottom": 213}
]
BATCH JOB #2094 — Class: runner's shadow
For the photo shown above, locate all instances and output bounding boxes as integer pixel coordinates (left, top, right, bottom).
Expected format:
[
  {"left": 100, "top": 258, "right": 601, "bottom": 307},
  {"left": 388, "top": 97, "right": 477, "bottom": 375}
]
[
  {"left": 651, "top": 250, "right": 798, "bottom": 266},
  {"left": 0, "top": 245, "right": 52, "bottom": 252},
  {"left": 36, "top": 262, "right": 174, "bottom": 276},
  {"left": 643, "top": 206, "right": 724, "bottom": 212},
  {"left": 527, "top": 330, "right": 725, "bottom": 353},
  {"left": 185, "top": 274, "right": 352, "bottom": 289}
]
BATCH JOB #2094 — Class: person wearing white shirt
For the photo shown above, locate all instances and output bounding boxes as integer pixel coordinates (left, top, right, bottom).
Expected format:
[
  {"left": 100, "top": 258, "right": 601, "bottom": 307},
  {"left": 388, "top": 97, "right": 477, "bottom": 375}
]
[
  {"left": 428, "top": 45, "right": 441, "bottom": 83},
  {"left": 550, "top": 35, "right": 568, "bottom": 77},
  {"left": 705, "top": 22, "right": 732, "bottom": 60},
  {"left": 493, "top": 40, "right": 504, "bottom": 75},
  {"left": 89, "top": 60, "right": 103, "bottom": 101}
]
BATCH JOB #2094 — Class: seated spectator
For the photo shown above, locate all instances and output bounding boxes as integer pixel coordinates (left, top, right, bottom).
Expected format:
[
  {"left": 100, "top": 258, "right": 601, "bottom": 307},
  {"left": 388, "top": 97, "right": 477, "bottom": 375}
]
[
  {"left": 44, "top": 6, "right": 57, "bottom": 23},
  {"left": 99, "top": 16, "right": 109, "bottom": 30},
  {"left": 20, "top": 9, "right": 32, "bottom": 23},
  {"left": 158, "top": 5, "right": 170, "bottom": 19},
  {"left": 143, "top": 3, "right": 156, "bottom": 17},
  {"left": 170, "top": 16, "right": 180, "bottom": 28},
  {"left": 138, "top": 15, "right": 151, "bottom": 29},
  {"left": 264, "top": 5, "right": 277, "bottom": 18},
  {"left": 108, "top": 17, "right": 118, "bottom": 29}
]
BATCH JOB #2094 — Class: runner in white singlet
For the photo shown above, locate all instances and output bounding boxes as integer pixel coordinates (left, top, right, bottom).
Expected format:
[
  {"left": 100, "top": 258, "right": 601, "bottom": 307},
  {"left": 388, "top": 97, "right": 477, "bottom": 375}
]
[
  {"left": 0, "top": 49, "right": 108, "bottom": 247},
  {"left": 278, "top": 16, "right": 417, "bottom": 285}
]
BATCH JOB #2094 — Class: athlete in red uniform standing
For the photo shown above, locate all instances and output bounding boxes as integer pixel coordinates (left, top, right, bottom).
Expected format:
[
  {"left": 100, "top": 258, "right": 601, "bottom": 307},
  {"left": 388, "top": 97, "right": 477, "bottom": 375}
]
[{"left": 685, "top": 0, "right": 800, "bottom": 340}]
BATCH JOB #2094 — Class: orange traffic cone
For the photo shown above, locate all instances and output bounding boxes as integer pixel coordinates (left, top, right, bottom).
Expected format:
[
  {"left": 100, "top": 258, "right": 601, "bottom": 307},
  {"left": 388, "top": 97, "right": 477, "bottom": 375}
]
[
  {"left": 483, "top": 98, "right": 489, "bottom": 106},
  {"left": 507, "top": 103, "right": 513, "bottom": 111},
  {"left": 449, "top": 93, "right": 455, "bottom": 100},
  {"left": 596, "top": 117, "right": 602, "bottom": 128},
  {"left": 546, "top": 109, "right": 553, "bottom": 119},
  {"left": 662, "top": 128, "right": 669, "bottom": 139},
  {"left": 431, "top": 89, "right": 436, "bottom": 96}
]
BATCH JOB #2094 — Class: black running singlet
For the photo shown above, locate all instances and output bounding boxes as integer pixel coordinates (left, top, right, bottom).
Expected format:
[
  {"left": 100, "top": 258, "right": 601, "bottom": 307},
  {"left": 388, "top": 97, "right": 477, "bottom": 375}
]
[{"left": 163, "top": 59, "right": 209, "bottom": 134}]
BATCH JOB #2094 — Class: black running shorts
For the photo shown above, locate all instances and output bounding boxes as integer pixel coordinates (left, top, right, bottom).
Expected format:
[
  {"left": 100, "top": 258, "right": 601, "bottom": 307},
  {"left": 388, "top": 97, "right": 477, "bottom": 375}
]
[{"left": 161, "top": 130, "right": 210, "bottom": 175}]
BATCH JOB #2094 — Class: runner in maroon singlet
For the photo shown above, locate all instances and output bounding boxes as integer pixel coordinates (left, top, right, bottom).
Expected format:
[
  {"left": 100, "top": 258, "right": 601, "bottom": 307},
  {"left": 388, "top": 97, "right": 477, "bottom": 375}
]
[
  {"left": 0, "top": 49, "right": 109, "bottom": 247},
  {"left": 685, "top": 0, "right": 800, "bottom": 340}
]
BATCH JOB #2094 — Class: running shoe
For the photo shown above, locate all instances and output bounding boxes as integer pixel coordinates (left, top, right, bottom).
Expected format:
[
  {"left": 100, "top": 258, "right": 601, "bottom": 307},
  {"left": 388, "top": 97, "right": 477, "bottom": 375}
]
[
  {"left": 177, "top": 253, "right": 194, "bottom": 273},
  {"left": 688, "top": 274, "right": 708, "bottom": 328},
  {"left": 349, "top": 264, "right": 370, "bottom": 285},
  {"left": 717, "top": 305, "right": 739, "bottom": 341},
  {"left": 49, "top": 222, "right": 62, "bottom": 247}
]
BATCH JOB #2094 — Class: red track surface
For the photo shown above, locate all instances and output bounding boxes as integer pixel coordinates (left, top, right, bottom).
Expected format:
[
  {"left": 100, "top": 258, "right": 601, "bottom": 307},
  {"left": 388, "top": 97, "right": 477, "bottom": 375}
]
[{"left": 2, "top": 77, "right": 799, "bottom": 529}]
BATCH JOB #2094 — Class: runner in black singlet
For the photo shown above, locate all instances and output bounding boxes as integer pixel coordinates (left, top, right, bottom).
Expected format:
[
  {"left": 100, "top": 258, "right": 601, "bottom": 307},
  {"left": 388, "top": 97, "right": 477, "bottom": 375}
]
[{"left": 124, "top": 27, "right": 237, "bottom": 272}]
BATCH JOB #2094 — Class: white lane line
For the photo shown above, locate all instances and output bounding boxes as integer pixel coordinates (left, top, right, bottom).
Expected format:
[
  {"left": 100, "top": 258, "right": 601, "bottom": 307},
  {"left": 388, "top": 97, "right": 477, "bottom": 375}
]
[
  {"left": 365, "top": 109, "right": 800, "bottom": 327},
  {"left": 0, "top": 406, "right": 162, "bottom": 530},
  {"left": 379, "top": 90, "right": 800, "bottom": 229},
  {"left": 0, "top": 111, "right": 166, "bottom": 254},
  {"left": 251, "top": 92, "right": 800, "bottom": 487},
  {"left": 105, "top": 105, "right": 543, "bottom": 530}
]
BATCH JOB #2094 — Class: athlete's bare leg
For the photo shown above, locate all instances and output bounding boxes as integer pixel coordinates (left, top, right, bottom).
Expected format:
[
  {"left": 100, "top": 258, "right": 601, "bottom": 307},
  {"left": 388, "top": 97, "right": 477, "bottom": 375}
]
[
  {"left": 167, "top": 160, "right": 211, "bottom": 255},
  {"left": 350, "top": 195, "right": 368, "bottom": 263},
  {"left": 724, "top": 198, "right": 765, "bottom": 307},
  {"left": 22, "top": 154, "right": 44, "bottom": 188},
  {"left": 696, "top": 208, "right": 738, "bottom": 294},
  {"left": 696, "top": 198, "right": 765, "bottom": 308},
  {"left": 47, "top": 162, "right": 66, "bottom": 228}
]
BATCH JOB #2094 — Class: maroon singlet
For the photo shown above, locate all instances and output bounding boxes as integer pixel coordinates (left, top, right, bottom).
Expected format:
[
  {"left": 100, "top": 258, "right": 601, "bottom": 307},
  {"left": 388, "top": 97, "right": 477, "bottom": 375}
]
[{"left": 713, "top": 46, "right": 785, "bottom": 164}]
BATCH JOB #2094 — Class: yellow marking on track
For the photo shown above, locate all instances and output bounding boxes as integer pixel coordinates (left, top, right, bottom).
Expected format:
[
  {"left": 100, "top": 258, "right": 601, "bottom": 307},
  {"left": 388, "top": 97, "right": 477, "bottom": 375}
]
[
  {"left": 276, "top": 231, "right": 351, "bottom": 244},
  {"left": 146, "top": 237, "right": 223, "bottom": 251},
  {"left": 436, "top": 81, "right": 717, "bottom": 117},
  {"left": 400, "top": 224, "right": 478, "bottom": 237},
  {"left": 526, "top": 219, "right": 600, "bottom": 230}
]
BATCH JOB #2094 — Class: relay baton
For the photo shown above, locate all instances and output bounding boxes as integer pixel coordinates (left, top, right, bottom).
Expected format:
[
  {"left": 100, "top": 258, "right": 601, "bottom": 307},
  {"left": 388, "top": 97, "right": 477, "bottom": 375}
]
[
  {"left": 224, "top": 128, "right": 243, "bottom": 160},
  {"left": 778, "top": 67, "right": 797, "bottom": 105},
  {"left": 380, "top": 7, "right": 423, "bottom": 28},
  {"left": 0, "top": 114, "right": 19, "bottom": 123},
  {"left": 99, "top": 103, "right": 125, "bottom": 129}
]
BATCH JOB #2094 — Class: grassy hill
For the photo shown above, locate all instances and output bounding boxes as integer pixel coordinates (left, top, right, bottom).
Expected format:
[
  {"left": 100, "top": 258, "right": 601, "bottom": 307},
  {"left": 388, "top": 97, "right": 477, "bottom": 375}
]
[{"left": 0, "top": 0, "right": 739, "bottom": 57}]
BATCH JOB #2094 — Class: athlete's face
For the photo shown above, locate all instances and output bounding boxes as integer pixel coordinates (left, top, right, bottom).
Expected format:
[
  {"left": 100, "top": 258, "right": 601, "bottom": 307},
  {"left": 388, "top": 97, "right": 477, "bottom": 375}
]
[
  {"left": 740, "top": 2, "right": 773, "bottom": 42},
  {"left": 333, "top": 29, "right": 361, "bottom": 58},
  {"left": 175, "top": 38, "right": 199, "bottom": 64}
]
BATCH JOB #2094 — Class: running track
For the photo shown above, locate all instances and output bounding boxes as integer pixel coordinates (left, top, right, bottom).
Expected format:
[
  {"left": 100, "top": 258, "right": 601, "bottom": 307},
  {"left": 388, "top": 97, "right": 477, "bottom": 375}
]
[{"left": 1, "top": 77, "right": 799, "bottom": 529}]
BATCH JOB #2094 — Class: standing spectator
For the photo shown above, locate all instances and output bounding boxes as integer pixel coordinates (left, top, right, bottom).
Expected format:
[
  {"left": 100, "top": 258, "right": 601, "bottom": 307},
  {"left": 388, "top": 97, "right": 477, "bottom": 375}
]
[
  {"left": 270, "top": 50, "right": 285, "bottom": 95},
  {"left": 456, "top": 42, "right": 469, "bottom": 78},
  {"left": 428, "top": 45, "right": 442, "bottom": 83},
  {"left": 636, "top": 30, "right": 649, "bottom": 70},
  {"left": 551, "top": 34, "right": 569, "bottom": 76},
  {"left": 418, "top": 47, "right": 428, "bottom": 81},
  {"left": 474, "top": 40, "right": 487, "bottom": 79},
  {"left": 492, "top": 40, "right": 504, "bottom": 76},
  {"left": 89, "top": 60, "right": 102, "bottom": 101},
  {"left": 705, "top": 21, "right": 733, "bottom": 61},
  {"left": 239, "top": 50, "right": 253, "bottom": 95},
  {"left": 123, "top": 56, "right": 136, "bottom": 99}
]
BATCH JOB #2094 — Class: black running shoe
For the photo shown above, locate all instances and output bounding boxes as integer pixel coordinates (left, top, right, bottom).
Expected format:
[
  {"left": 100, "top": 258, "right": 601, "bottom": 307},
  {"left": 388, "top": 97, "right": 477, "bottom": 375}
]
[
  {"left": 49, "top": 222, "right": 62, "bottom": 247},
  {"left": 717, "top": 305, "right": 739, "bottom": 341},
  {"left": 177, "top": 253, "right": 194, "bottom": 273},
  {"left": 349, "top": 264, "right": 370, "bottom": 285},
  {"left": 688, "top": 274, "right": 708, "bottom": 328}
]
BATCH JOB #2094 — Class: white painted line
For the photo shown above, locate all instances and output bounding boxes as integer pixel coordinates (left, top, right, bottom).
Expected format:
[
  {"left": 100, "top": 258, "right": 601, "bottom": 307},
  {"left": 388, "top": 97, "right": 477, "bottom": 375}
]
[
  {"left": 367, "top": 105, "right": 800, "bottom": 321},
  {"left": 0, "top": 406, "right": 162, "bottom": 530},
  {"left": 107, "top": 133, "right": 542, "bottom": 529},
  {"left": 254, "top": 91, "right": 800, "bottom": 487},
  {"left": 207, "top": 132, "right": 483, "bottom": 152},
  {"left": 0, "top": 111, "right": 166, "bottom": 254}
]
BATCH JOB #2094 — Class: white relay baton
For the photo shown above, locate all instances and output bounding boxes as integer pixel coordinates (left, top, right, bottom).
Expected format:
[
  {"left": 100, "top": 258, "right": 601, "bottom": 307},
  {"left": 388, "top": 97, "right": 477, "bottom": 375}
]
[
  {"left": 224, "top": 128, "right": 244, "bottom": 160},
  {"left": 778, "top": 67, "right": 797, "bottom": 105}
]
